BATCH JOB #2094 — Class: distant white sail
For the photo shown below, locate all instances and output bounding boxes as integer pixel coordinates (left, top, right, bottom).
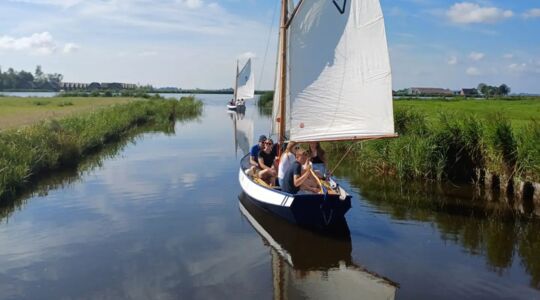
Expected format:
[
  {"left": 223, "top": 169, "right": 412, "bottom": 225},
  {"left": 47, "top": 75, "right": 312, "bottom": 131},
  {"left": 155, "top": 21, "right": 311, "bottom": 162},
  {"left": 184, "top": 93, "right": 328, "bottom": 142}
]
[
  {"left": 236, "top": 58, "right": 255, "bottom": 100},
  {"left": 285, "top": 0, "right": 395, "bottom": 142}
]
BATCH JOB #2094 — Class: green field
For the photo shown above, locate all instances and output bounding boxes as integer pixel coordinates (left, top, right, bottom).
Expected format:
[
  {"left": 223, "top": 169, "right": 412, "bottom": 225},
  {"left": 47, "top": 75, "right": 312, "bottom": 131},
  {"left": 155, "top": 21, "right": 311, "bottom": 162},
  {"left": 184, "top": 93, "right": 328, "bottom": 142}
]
[
  {"left": 395, "top": 99, "right": 540, "bottom": 129},
  {"left": 0, "top": 97, "right": 136, "bottom": 130}
]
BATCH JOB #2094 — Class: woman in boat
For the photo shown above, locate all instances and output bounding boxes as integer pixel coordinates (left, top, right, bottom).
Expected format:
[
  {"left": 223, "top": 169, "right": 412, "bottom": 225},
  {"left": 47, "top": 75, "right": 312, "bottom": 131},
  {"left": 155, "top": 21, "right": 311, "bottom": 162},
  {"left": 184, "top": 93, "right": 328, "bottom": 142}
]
[
  {"left": 309, "top": 142, "right": 327, "bottom": 179},
  {"left": 278, "top": 141, "right": 298, "bottom": 187},
  {"left": 258, "top": 140, "right": 278, "bottom": 185}
]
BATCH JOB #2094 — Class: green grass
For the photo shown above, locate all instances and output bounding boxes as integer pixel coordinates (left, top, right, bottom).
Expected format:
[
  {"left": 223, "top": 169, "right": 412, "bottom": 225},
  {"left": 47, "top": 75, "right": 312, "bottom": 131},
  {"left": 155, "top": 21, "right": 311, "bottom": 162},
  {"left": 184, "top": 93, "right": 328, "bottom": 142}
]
[
  {"left": 327, "top": 100, "right": 540, "bottom": 183},
  {"left": 0, "top": 97, "right": 203, "bottom": 202},
  {"left": 394, "top": 98, "right": 540, "bottom": 129},
  {"left": 0, "top": 97, "right": 136, "bottom": 130}
]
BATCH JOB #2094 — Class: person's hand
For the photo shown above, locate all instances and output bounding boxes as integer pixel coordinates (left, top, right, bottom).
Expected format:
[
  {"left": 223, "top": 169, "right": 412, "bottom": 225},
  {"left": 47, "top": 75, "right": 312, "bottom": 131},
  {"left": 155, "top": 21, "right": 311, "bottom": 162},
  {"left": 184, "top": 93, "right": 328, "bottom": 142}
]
[{"left": 305, "top": 162, "right": 312, "bottom": 171}]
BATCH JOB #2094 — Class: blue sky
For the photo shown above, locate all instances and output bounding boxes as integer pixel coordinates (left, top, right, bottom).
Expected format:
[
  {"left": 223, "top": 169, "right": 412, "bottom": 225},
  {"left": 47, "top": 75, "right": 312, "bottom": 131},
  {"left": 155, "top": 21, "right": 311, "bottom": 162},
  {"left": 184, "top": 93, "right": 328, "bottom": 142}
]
[{"left": 0, "top": 0, "right": 539, "bottom": 93}]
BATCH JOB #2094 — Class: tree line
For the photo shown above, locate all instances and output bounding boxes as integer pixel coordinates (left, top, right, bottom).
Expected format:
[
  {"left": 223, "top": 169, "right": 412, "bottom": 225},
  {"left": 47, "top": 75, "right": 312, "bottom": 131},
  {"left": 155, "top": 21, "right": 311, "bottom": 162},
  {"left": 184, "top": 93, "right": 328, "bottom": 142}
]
[
  {"left": 0, "top": 66, "right": 63, "bottom": 91},
  {"left": 477, "top": 83, "right": 511, "bottom": 98}
]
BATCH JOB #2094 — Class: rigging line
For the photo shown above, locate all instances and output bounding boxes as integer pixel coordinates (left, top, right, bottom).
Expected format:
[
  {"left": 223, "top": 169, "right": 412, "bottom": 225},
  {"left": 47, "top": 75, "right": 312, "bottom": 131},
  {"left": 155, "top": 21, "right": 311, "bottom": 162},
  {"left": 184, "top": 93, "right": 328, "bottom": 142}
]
[
  {"left": 329, "top": 141, "right": 359, "bottom": 176},
  {"left": 257, "top": 0, "right": 279, "bottom": 90}
]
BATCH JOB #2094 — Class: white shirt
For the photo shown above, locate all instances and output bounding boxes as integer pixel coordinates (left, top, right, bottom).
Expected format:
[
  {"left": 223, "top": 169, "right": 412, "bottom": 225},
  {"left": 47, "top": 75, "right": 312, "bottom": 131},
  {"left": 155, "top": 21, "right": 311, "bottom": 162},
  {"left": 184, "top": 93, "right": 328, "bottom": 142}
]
[{"left": 278, "top": 152, "right": 296, "bottom": 180}]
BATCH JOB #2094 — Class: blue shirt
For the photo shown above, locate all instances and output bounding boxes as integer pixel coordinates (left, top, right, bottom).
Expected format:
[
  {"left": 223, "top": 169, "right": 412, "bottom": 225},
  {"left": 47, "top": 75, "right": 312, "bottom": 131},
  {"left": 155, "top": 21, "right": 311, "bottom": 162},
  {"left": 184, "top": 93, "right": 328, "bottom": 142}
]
[{"left": 250, "top": 144, "right": 261, "bottom": 160}]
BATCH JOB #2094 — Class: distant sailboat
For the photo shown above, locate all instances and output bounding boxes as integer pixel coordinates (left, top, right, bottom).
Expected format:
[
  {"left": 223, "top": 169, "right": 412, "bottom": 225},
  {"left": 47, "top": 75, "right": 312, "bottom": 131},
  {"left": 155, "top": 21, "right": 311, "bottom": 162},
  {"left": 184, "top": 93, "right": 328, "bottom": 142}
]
[
  {"left": 238, "top": 0, "right": 396, "bottom": 229},
  {"left": 228, "top": 58, "right": 255, "bottom": 110}
]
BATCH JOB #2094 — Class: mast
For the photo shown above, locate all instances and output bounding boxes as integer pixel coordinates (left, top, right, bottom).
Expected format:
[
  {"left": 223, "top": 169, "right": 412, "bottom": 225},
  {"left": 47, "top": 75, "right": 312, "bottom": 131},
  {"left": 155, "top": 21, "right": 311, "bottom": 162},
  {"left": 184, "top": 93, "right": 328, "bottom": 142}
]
[
  {"left": 234, "top": 59, "right": 239, "bottom": 102},
  {"left": 278, "top": 0, "right": 289, "bottom": 145}
]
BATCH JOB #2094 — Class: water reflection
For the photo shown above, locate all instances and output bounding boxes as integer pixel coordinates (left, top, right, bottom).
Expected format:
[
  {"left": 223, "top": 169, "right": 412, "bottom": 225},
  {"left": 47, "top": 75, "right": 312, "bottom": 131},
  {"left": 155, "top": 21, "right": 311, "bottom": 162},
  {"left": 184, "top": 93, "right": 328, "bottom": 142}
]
[
  {"left": 228, "top": 109, "right": 253, "bottom": 157},
  {"left": 341, "top": 172, "right": 540, "bottom": 290},
  {"left": 239, "top": 194, "right": 398, "bottom": 300}
]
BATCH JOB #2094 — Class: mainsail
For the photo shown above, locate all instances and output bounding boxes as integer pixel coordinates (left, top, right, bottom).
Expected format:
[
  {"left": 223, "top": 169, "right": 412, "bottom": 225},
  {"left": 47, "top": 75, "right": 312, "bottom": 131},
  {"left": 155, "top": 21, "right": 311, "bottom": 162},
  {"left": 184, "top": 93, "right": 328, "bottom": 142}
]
[
  {"left": 235, "top": 58, "right": 255, "bottom": 100},
  {"left": 275, "top": 0, "right": 395, "bottom": 142}
]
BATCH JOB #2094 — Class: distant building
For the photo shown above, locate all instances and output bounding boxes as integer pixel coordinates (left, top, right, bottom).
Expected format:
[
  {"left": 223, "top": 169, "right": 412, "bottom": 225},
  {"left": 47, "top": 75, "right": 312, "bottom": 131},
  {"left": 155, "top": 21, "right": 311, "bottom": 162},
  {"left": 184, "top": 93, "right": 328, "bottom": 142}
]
[
  {"left": 460, "top": 88, "right": 479, "bottom": 97},
  {"left": 60, "top": 82, "right": 89, "bottom": 91},
  {"left": 408, "top": 87, "right": 454, "bottom": 96}
]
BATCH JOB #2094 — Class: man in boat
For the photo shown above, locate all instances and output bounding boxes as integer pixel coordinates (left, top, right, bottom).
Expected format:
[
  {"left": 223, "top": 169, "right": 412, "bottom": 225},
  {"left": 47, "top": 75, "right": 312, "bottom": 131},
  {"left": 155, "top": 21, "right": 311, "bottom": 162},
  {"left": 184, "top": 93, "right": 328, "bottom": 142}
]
[
  {"left": 257, "top": 139, "right": 278, "bottom": 185},
  {"left": 281, "top": 149, "right": 320, "bottom": 194},
  {"left": 250, "top": 135, "right": 267, "bottom": 167}
]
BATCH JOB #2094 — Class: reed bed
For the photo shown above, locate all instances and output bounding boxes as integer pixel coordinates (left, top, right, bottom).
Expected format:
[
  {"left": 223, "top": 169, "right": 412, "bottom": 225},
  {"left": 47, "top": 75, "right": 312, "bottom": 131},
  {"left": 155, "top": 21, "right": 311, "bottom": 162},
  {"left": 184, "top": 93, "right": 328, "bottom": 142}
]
[
  {"left": 0, "top": 97, "right": 202, "bottom": 202},
  {"left": 326, "top": 108, "right": 540, "bottom": 184}
]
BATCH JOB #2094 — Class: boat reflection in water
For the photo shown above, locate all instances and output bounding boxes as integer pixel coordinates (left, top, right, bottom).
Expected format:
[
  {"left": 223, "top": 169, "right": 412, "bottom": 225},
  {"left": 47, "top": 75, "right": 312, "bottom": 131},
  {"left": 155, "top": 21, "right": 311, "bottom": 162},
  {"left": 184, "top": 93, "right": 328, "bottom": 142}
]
[
  {"left": 228, "top": 108, "right": 253, "bottom": 158},
  {"left": 239, "top": 194, "right": 398, "bottom": 300}
]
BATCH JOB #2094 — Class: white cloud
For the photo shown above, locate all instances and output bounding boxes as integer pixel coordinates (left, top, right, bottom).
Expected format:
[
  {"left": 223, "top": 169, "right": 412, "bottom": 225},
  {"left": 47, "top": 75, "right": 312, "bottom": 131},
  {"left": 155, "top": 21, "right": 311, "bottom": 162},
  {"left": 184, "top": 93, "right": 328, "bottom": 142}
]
[
  {"left": 466, "top": 67, "right": 482, "bottom": 76},
  {"left": 503, "top": 53, "right": 514, "bottom": 59},
  {"left": 181, "top": 0, "right": 203, "bottom": 9},
  {"left": 447, "top": 2, "right": 513, "bottom": 24},
  {"left": 523, "top": 8, "right": 540, "bottom": 19},
  {"left": 469, "top": 52, "right": 485, "bottom": 61},
  {"left": 448, "top": 56, "right": 458, "bottom": 65},
  {"left": 238, "top": 51, "right": 256, "bottom": 60},
  {"left": 0, "top": 32, "right": 57, "bottom": 55},
  {"left": 138, "top": 51, "right": 158, "bottom": 57},
  {"left": 63, "top": 42, "right": 79, "bottom": 53},
  {"left": 8, "top": 0, "right": 82, "bottom": 8}
]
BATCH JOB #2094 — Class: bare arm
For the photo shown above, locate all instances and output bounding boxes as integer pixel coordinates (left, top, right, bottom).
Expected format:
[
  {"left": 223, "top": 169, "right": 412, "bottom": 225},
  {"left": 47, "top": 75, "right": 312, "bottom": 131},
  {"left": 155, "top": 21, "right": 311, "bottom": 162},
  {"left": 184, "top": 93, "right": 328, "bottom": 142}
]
[
  {"left": 250, "top": 156, "right": 259, "bottom": 167},
  {"left": 293, "top": 165, "right": 312, "bottom": 187}
]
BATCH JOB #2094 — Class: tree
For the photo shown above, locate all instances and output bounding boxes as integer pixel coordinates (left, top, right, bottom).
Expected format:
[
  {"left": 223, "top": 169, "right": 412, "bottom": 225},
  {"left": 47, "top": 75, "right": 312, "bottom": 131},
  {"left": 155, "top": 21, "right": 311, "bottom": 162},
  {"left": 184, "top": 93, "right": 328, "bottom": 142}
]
[
  {"left": 477, "top": 83, "right": 486, "bottom": 95},
  {"left": 35, "top": 65, "right": 44, "bottom": 79},
  {"left": 498, "top": 84, "right": 511, "bottom": 96}
]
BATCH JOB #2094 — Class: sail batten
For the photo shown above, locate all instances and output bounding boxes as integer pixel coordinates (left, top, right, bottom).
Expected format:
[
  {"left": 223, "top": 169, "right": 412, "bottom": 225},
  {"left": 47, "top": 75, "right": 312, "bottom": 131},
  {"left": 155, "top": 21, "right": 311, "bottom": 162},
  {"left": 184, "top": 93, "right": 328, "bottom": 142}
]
[
  {"left": 236, "top": 58, "right": 255, "bottom": 100},
  {"left": 275, "top": 0, "right": 395, "bottom": 142}
]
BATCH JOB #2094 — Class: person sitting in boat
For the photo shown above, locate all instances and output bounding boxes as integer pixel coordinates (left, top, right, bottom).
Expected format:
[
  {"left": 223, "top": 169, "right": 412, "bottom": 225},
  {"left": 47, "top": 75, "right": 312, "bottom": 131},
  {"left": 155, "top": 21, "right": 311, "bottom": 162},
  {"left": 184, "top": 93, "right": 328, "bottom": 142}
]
[
  {"left": 278, "top": 141, "right": 298, "bottom": 187},
  {"left": 309, "top": 142, "right": 327, "bottom": 179},
  {"left": 229, "top": 99, "right": 235, "bottom": 106},
  {"left": 258, "top": 139, "right": 278, "bottom": 185},
  {"left": 281, "top": 149, "right": 320, "bottom": 194},
  {"left": 250, "top": 135, "right": 267, "bottom": 167}
]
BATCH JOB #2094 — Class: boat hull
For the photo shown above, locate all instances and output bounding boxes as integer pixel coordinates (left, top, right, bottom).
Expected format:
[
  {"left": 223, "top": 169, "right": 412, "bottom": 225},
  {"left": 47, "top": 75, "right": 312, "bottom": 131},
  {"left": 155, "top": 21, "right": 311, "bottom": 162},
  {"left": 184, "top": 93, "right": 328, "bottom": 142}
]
[{"left": 238, "top": 155, "right": 351, "bottom": 230}]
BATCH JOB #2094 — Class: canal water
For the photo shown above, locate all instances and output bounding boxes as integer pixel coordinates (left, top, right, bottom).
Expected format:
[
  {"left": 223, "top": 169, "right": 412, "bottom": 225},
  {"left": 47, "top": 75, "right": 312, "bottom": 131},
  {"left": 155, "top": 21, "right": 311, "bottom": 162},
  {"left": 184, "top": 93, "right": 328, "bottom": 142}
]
[{"left": 1, "top": 94, "right": 539, "bottom": 299}]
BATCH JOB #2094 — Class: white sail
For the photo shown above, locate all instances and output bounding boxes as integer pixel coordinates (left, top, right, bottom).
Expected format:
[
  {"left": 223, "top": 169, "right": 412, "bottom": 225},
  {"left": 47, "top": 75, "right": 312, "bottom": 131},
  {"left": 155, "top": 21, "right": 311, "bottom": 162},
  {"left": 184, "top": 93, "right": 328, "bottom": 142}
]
[
  {"left": 236, "top": 117, "right": 254, "bottom": 156},
  {"left": 235, "top": 58, "right": 255, "bottom": 100},
  {"left": 285, "top": 0, "right": 395, "bottom": 142}
]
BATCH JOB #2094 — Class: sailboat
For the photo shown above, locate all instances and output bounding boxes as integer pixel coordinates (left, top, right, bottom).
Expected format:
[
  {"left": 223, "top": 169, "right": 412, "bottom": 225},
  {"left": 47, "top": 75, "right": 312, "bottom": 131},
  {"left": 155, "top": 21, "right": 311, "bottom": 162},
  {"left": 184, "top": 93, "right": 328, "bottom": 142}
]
[
  {"left": 227, "top": 58, "right": 255, "bottom": 110},
  {"left": 239, "top": 195, "right": 398, "bottom": 299},
  {"left": 239, "top": 0, "right": 396, "bottom": 229}
]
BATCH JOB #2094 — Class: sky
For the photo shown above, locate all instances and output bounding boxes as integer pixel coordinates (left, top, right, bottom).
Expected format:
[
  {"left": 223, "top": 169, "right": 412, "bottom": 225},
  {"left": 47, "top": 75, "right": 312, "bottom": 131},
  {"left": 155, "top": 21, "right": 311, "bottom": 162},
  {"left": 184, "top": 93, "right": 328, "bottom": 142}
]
[{"left": 0, "top": 0, "right": 539, "bottom": 93}]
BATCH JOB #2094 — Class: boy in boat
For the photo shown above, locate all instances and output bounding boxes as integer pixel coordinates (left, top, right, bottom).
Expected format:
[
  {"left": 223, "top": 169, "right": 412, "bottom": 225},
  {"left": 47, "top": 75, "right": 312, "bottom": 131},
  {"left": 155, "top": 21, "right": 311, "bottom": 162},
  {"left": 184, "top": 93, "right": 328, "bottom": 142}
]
[
  {"left": 250, "top": 135, "right": 267, "bottom": 167},
  {"left": 258, "top": 139, "right": 278, "bottom": 185},
  {"left": 281, "top": 149, "right": 320, "bottom": 194}
]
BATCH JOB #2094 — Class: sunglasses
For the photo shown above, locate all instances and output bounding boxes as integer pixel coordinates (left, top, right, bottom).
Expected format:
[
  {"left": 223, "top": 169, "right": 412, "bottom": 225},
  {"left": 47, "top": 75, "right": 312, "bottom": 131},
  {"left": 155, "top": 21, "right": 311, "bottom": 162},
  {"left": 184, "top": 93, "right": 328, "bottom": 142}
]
[{"left": 264, "top": 142, "right": 273, "bottom": 145}]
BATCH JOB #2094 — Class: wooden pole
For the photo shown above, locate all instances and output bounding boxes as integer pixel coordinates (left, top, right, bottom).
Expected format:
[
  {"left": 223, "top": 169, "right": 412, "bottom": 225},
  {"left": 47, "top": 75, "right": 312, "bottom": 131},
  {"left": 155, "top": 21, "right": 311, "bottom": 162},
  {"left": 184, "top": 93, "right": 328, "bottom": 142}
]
[
  {"left": 234, "top": 59, "right": 239, "bottom": 104},
  {"left": 278, "top": 0, "right": 288, "bottom": 145}
]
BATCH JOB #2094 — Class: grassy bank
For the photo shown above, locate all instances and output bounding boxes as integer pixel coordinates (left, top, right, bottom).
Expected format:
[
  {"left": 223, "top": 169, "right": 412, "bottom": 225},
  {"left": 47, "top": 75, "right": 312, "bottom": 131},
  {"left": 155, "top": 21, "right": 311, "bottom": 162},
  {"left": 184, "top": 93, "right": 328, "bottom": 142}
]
[
  {"left": 257, "top": 91, "right": 274, "bottom": 110},
  {"left": 0, "top": 97, "right": 137, "bottom": 130},
  {"left": 0, "top": 97, "right": 203, "bottom": 202},
  {"left": 326, "top": 99, "right": 540, "bottom": 184}
]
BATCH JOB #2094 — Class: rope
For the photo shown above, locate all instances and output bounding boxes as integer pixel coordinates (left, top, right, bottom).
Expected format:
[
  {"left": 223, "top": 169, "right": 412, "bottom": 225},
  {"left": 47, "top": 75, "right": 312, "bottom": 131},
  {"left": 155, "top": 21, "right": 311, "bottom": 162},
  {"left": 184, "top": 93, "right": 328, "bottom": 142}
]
[
  {"left": 329, "top": 141, "right": 359, "bottom": 175},
  {"left": 257, "top": 1, "right": 279, "bottom": 90}
]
